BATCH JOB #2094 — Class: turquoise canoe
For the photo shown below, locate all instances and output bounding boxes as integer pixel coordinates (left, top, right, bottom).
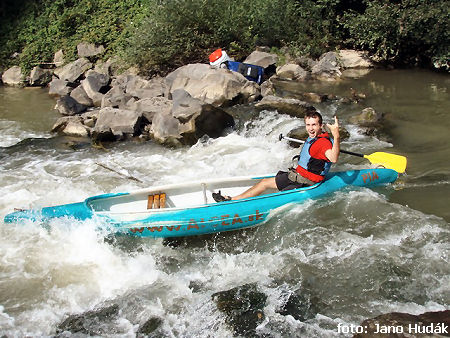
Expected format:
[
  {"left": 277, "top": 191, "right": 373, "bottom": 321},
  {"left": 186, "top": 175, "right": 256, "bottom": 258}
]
[{"left": 3, "top": 168, "right": 398, "bottom": 237}]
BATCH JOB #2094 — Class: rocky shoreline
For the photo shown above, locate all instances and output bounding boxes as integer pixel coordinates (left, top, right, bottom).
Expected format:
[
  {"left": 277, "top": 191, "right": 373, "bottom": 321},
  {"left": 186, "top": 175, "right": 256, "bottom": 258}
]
[{"left": 1, "top": 43, "right": 384, "bottom": 147}]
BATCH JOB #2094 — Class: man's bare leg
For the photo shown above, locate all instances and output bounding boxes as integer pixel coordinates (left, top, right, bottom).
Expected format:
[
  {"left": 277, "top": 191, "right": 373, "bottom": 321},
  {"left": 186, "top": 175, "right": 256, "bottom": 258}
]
[{"left": 231, "top": 177, "right": 277, "bottom": 200}]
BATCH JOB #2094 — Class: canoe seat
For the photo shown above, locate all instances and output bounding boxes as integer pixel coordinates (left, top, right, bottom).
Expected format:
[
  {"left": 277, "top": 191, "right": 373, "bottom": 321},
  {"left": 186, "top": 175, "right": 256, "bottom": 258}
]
[{"left": 147, "top": 193, "right": 166, "bottom": 209}]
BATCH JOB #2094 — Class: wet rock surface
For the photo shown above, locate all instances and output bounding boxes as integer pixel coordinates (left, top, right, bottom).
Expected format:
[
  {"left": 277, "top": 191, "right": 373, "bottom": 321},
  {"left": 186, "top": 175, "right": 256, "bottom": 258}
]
[{"left": 212, "top": 283, "right": 267, "bottom": 336}]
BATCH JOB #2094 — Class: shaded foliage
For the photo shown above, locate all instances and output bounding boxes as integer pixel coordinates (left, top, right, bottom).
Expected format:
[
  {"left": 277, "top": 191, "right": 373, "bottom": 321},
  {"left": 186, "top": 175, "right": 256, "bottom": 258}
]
[{"left": 0, "top": 0, "right": 448, "bottom": 75}]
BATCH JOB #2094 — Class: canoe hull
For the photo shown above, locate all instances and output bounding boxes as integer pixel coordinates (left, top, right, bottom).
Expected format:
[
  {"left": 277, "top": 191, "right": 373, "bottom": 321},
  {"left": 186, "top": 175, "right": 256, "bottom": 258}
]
[{"left": 3, "top": 169, "right": 398, "bottom": 238}]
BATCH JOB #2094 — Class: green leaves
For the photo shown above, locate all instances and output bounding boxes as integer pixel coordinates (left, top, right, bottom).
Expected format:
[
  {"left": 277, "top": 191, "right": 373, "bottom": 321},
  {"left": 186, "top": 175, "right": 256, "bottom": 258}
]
[{"left": 0, "top": 0, "right": 447, "bottom": 75}]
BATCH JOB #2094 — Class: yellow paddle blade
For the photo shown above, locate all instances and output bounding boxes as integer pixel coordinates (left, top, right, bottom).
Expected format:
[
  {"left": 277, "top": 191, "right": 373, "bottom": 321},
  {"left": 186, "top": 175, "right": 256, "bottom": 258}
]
[{"left": 364, "top": 152, "right": 407, "bottom": 173}]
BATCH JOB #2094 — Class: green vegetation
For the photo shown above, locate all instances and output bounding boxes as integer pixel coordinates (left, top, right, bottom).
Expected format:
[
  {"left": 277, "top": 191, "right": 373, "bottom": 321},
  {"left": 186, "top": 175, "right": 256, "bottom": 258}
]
[{"left": 0, "top": 0, "right": 448, "bottom": 75}]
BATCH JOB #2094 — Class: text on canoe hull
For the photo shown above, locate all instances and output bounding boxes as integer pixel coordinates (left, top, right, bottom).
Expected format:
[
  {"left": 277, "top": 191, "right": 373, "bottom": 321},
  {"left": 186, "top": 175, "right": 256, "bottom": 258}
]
[{"left": 129, "top": 210, "right": 264, "bottom": 233}]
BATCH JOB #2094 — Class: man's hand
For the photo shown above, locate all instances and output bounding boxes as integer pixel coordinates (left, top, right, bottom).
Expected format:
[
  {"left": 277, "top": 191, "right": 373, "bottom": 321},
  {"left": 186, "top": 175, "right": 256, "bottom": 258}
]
[
  {"left": 326, "top": 116, "right": 340, "bottom": 139},
  {"left": 325, "top": 116, "right": 340, "bottom": 163}
]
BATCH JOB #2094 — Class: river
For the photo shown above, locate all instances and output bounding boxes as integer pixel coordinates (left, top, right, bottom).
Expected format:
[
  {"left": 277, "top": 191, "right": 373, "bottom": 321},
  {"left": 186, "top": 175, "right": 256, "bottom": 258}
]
[{"left": 0, "top": 69, "right": 448, "bottom": 337}]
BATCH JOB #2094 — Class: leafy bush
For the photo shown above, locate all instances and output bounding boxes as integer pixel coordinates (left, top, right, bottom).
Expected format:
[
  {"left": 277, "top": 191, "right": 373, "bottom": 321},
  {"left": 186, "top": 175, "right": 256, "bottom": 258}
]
[
  {"left": 0, "top": 0, "right": 447, "bottom": 75},
  {"left": 0, "top": 0, "right": 148, "bottom": 73},
  {"left": 126, "top": 0, "right": 344, "bottom": 75},
  {"left": 342, "top": 0, "right": 450, "bottom": 67}
]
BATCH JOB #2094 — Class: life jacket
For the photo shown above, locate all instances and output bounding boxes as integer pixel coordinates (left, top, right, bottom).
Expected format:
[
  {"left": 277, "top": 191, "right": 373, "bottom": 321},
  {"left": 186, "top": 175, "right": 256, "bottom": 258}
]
[{"left": 297, "top": 133, "right": 333, "bottom": 176}]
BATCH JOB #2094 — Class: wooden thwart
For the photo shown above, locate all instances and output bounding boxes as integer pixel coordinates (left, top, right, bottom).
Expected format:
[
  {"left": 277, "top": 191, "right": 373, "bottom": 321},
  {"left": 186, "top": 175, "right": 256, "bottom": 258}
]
[{"left": 147, "top": 193, "right": 166, "bottom": 209}]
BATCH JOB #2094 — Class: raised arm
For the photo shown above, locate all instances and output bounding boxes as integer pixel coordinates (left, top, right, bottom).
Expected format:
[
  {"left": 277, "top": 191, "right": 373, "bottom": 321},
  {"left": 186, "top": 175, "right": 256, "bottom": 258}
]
[{"left": 325, "top": 116, "right": 340, "bottom": 163}]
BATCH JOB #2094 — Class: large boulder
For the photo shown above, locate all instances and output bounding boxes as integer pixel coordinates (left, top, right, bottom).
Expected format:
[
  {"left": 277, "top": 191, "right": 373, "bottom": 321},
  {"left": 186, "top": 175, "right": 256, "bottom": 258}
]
[
  {"left": 101, "top": 86, "right": 130, "bottom": 108},
  {"left": 92, "top": 107, "right": 146, "bottom": 141},
  {"left": 2, "top": 66, "right": 24, "bottom": 86},
  {"left": 126, "top": 96, "right": 172, "bottom": 122},
  {"left": 77, "top": 42, "right": 105, "bottom": 58},
  {"left": 70, "top": 85, "right": 94, "bottom": 107},
  {"left": 29, "top": 66, "right": 53, "bottom": 86},
  {"left": 244, "top": 51, "right": 278, "bottom": 69},
  {"left": 48, "top": 79, "right": 73, "bottom": 97},
  {"left": 255, "top": 95, "right": 315, "bottom": 118},
  {"left": 149, "top": 89, "right": 234, "bottom": 146},
  {"left": 276, "top": 63, "right": 308, "bottom": 80},
  {"left": 52, "top": 116, "right": 90, "bottom": 137},
  {"left": 311, "top": 52, "right": 342, "bottom": 81},
  {"left": 339, "top": 49, "right": 374, "bottom": 69},
  {"left": 165, "top": 63, "right": 260, "bottom": 106},
  {"left": 54, "top": 58, "right": 93, "bottom": 83},
  {"left": 125, "top": 75, "right": 166, "bottom": 99},
  {"left": 55, "top": 95, "right": 87, "bottom": 116},
  {"left": 81, "top": 70, "right": 110, "bottom": 106}
]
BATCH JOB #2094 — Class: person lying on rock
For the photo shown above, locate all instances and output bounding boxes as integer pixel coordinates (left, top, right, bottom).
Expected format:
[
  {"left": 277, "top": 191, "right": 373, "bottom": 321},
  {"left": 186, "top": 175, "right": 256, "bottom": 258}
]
[{"left": 213, "top": 111, "right": 340, "bottom": 202}]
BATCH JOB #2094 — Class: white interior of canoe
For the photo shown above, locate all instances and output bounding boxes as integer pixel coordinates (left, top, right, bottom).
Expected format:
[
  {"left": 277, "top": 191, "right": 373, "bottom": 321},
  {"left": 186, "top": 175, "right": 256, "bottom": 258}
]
[{"left": 87, "top": 175, "right": 278, "bottom": 216}]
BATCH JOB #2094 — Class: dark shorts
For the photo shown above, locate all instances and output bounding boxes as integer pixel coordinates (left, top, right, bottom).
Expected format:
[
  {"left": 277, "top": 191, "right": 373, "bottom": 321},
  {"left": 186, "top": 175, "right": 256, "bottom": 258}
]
[{"left": 275, "top": 171, "right": 308, "bottom": 191}]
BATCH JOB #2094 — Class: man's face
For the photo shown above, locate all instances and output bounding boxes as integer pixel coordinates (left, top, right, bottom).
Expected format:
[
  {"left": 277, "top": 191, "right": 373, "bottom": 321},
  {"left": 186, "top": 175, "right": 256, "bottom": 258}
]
[{"left": 305, "top": 116, "right": 322, "bottom": 138}]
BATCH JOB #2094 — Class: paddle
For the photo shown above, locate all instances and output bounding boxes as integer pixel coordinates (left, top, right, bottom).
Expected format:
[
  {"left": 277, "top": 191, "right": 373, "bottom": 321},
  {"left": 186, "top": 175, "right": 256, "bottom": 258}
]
[{"left": 279, "top": 134, "right": 407, "bottom": 173}]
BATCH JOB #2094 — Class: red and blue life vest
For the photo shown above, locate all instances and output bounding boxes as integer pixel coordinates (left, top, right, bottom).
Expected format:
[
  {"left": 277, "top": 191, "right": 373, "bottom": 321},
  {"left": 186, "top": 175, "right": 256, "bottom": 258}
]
[{"left": 297, "top": 133, "right": 333, "bottom": 178}]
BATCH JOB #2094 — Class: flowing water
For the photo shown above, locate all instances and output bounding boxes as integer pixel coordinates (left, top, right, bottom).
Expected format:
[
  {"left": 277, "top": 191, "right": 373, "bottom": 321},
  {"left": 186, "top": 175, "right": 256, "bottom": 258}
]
[{"left": 0, "top": 69, "right": 448, "bottom": 337}]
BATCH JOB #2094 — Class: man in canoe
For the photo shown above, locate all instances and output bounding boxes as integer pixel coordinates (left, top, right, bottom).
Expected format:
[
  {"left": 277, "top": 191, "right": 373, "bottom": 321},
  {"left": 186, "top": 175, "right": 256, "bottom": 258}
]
[{"left": 213, "top": 111, "right": 340, "bottom": 202}]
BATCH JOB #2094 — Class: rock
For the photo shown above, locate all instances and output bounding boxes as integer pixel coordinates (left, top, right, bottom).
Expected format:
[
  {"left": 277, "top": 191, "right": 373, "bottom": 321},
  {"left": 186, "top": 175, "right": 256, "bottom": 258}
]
[
  {"left": 255, "top": 95, "right": 315, "bottom": 118},
  {"left": 70, "top": 85, "right": 94, "bottom": 106},
  {"left": 29, "top": 66, "right": 53, "bottom": 86},
  {"left": 149, "top": 112, "right": 183, "bottom": 147},
  {"left": 339, "top": 49, "right": 374, "bottom": 69},
  {"left": 137, "top": 317, "right": 163, "bottom": 335},
  {"left": 55, "top": 95, "right": 87, "bottom": 115},
  {"left": 311, "top": 52, "right": 342, "bottom": 80},
  {"left": 62, "top": 120, "right": 90, "bottom": 137},
  {"left": 127, "top": 96, "right": 172, "bottom": 122},
  {"left": 54, "top": 58, "right": 93, "bottom": 83},
  {"left": 278, "top": 292, "right": 319, "bottom": 321},
  {"left": 244, "top": 51, "right": 278, "bottom": 69},
  {"left": 349, "top": 107, "right": 382, "bottom": 126},
  {"left": 276, "top": 63, "right": 308, "bottom": 80},
  {"left": 2, "top": 66, "right": 24, "bottom": 86},
  {"left": 353, "top": 310, "right": 450, "bottom": 338},
  {"left": 349, "top": 87, "right": 367, "bottom": 102},
  {"left": 300, "top": 92, "right": 329, "bottom": 103},
  {"left": 56, "top": 304, "right": 119, "bottom": 335},
  {"left": 77, "top": 42, "right": 105, "bottom": 57},
  {"left": 171, "top": 89, "right": 203, "bottom": 121},
  {"left": 149, "top": 90, "right": 234, "bottom": 146},
  {"left": 165, "top": 63, "right": 260, "bottom": 106},
  {"left": 260, "top": 80, "right": 275, "bottom": 97},
  {"left": 101, "top": 86, "right": 130, "bottom": 108},
  {"left": 125, "top": 75, "right": 166, "bottom": 99},
  {"left": 212, "top": 283, "right": 267, "bottom": 337},
  {"left": 48, "top": 78, "right": 73, "bottom": 97},
  {"left": 294, "top": 56, "right": 318, "bottom": 71},
  {"left": 92, "top": 107, "right": 146, "bottom": 141},
  {"left": 52, "top": 116, "right": 82, "bottom": 132},
  {"left": 349, "top": 107, "right": 383, "bottom": 135},
  {"left": 81, "top": 70, "right": 110, "bottom": 106},
  {"left": 53, "top": 49, "right": 65, "bottom": 67}
]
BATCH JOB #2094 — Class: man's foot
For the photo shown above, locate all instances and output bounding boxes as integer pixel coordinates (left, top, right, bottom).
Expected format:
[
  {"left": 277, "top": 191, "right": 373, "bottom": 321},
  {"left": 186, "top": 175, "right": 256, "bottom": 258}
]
[{"left": 212, "top": 190, "right": 231, "bottom": 202}]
